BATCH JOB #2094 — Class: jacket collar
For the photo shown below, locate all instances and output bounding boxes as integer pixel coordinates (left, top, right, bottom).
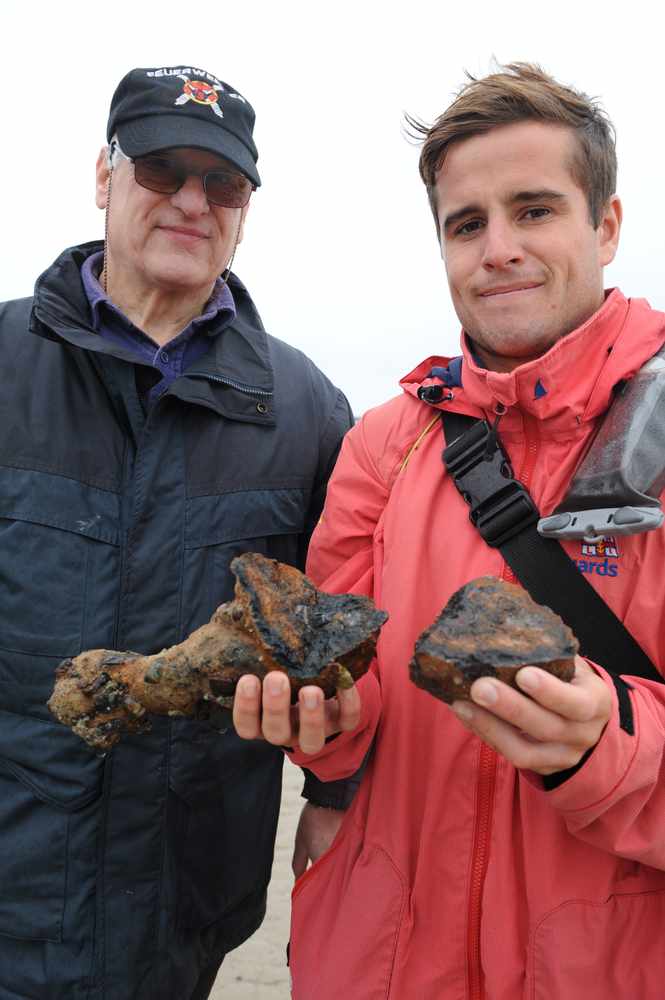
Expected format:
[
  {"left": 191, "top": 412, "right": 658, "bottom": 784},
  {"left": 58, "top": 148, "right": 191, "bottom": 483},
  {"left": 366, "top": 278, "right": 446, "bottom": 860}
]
[
  {"left": 401, "top": 289, "right": 665, "bottom": 430},
  {"left": 29, "top": 241, "right": 275, "bottom": 424}
]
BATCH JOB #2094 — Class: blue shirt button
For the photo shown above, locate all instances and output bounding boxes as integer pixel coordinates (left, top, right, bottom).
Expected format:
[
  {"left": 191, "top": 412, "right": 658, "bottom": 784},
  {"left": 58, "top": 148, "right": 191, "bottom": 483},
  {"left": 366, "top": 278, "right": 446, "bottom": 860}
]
[{"left": 159, "top": 350, "right": 169, "bottom": 363}]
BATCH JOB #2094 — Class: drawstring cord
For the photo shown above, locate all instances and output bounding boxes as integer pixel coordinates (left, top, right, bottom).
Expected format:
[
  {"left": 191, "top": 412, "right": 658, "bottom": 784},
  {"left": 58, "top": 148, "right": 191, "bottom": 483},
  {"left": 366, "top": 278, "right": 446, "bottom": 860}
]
[{"left": 101, "top": 170, "right": 113, "bottom": 294}]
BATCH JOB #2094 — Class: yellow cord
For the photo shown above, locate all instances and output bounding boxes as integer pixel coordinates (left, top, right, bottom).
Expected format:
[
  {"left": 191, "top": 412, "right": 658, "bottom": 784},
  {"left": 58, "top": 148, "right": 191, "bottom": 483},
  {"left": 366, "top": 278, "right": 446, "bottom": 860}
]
[{"left": 398, "top": 414, "right": 441, "bottom": 474}]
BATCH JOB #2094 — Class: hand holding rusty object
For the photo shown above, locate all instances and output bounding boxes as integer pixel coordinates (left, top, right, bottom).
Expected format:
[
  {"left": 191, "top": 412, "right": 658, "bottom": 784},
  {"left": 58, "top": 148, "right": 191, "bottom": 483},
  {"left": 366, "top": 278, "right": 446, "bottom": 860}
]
[
  {"left": 409, "top": 577, "right": 614, "bottom": 775},
  {"left": 410, "top": 576, "right": 578, "bottom": 704},
  {"left": 48, "top": 553, "right": 388, "bottom": 751}
]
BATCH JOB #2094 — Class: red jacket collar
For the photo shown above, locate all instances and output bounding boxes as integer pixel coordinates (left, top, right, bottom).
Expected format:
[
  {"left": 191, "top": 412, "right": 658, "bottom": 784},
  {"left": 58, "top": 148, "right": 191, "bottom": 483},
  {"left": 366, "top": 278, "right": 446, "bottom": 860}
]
[{"left": 401, "top": 289, "right": 665, "bottom": 429}]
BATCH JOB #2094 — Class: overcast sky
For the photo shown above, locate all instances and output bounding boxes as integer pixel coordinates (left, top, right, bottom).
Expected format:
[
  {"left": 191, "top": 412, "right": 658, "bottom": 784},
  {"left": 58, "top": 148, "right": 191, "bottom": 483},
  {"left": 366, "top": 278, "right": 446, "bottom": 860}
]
[{"left": 2, "top": 0, "right": 663, "bottom": 414}]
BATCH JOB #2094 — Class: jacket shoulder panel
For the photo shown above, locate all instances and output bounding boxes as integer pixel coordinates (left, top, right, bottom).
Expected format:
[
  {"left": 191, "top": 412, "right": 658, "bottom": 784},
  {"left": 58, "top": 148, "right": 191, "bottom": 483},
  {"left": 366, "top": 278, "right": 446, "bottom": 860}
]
[
  {"left": 265, "top": 332, "right": 353, "bottom": 440},
  {"left": 0, "top": 296, "right": 33, "bottom": 333},
  {"left": 358, "top": 392, "right": 437, "bottom": 491}
]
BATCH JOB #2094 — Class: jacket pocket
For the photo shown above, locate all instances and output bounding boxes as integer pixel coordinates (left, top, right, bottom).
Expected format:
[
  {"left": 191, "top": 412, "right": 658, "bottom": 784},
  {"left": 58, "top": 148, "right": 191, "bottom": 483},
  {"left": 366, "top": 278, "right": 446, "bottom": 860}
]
[
  {"left": 530, "top": 889, "right": 665, "bottom": 999},
  {"left": 0, "top": 710, "right": 105, "bottom": 942},
  {"left": 0, "top": 466, "right": 121, "bottom": 658},
  {"left": 168, "top": 720, "right": 283, "bottom": 930},
  {"left": 182, "top": 488, "right": 307, "bottom": 631},
  {"left": 290, "top": 838, "right": 407, "bottom": 1000}
]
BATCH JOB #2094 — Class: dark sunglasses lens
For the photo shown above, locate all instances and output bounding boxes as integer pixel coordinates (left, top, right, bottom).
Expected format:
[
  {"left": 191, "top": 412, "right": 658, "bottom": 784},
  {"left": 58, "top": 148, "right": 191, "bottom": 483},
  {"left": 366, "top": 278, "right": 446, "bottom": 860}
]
[
  {"left": 134, "top": 157, "right": 182, "bottom": 194},
  {"left": 205, "top": 171, "right": 252, "bottom": 208}
]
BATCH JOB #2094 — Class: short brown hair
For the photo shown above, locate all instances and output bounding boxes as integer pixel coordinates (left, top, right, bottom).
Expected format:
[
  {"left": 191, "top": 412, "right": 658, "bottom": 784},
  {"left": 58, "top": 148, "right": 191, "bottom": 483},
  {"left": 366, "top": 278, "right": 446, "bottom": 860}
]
[{"left": 406, "top": 63, "right": 617, "bottom": 231}]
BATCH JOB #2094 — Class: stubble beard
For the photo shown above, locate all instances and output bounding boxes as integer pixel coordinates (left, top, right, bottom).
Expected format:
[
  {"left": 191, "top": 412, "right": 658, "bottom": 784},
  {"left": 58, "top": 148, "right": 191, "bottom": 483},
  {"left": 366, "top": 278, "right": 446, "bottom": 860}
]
[{"left": 466, "top": 314, "right": 563, "bottom": 367}]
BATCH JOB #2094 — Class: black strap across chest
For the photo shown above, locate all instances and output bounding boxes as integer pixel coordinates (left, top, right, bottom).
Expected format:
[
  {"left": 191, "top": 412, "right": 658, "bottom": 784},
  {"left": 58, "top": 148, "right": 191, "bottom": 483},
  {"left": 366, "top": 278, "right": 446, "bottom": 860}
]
[{"left": 441, "top": 410, "right": 662, "bottom": 684}]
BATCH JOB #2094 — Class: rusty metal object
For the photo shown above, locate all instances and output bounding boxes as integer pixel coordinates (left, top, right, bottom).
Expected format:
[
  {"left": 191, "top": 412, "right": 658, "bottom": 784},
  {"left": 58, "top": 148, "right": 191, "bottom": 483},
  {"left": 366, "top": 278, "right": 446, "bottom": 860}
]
[
  {"left": 410, "top": 576, "right": 577, "bottom": 704},
  {"left": 49, "top": 553, "right": 387, "bottom": 751}
]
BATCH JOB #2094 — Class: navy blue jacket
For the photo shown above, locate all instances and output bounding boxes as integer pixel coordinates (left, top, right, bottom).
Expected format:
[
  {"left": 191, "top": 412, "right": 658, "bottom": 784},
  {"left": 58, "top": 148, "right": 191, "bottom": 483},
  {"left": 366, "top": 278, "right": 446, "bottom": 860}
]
[{"left": 0, "top": 242, "right": 353, "bottom": 1000}]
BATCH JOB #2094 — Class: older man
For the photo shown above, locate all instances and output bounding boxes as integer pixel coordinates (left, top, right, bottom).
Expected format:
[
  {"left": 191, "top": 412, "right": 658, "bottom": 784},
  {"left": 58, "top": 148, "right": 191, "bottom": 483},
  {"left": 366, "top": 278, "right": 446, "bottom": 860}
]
[
  {"left": 235, "top": 64, "right": 665, "bottom": 998},
  {"left": 0, "top": 65, "right": 352, "bottom": 1000}
]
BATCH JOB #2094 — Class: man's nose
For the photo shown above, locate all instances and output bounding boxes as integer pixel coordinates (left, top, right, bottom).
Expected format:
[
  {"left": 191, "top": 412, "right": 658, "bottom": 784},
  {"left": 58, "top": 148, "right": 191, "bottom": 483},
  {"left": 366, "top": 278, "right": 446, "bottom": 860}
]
[
  {"left": 170, "top": 173, "right": 210, "bottom": 215},
  {"left": 481, "top": 219, "right": 523, "bottom": 270}
]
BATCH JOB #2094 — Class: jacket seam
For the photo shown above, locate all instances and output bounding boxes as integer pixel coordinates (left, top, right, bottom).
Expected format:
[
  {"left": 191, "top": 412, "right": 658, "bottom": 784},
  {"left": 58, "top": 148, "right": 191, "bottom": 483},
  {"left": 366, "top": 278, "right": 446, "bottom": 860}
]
[
  {"left": 186, "top": 482, "right": 308, "bottom": 498},
  {"left": 79, "top": 541, "right": 90, "bottom": 667},
  {"left": 0, "top": 507, "right": 119, "bottom": 543},
  {"left": 318, "top": 388, "right": 351, "bottom": 454},
  {"left": 96, "top": 752, "right": 114, "bottom": 1000},
  {"left": 113, "top": 438, "right": 129, "bottom": 651},
  {"left": 580, "top": 298, "right": 633, "bottom": 422},
  {"left": 120, "top": 421, "right": 150, "bottom": 642},
  {"left": 0, "top": 459, "right": 120, "bottom": 494},
  {"left": 0, "top": 757, "right": 96, "bottom": 812},
  {"left": 357, "top": 418, "right": 391, "bottom": 493},
  {"left": 382, "top": 845, "right": 408, "bottom": 1000},
  {"left": 155, "top": 725, "right": 173, "bottom": 997},
  {"left": 176, "top": 410, "right": 187, "bottom": 642}
]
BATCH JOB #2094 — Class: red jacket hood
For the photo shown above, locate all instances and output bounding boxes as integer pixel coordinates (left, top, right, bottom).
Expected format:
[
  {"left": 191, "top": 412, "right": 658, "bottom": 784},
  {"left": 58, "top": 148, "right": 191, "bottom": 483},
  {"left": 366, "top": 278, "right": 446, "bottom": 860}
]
[{"left": 400, "top": 289, "right": 665, "bottom": 427}]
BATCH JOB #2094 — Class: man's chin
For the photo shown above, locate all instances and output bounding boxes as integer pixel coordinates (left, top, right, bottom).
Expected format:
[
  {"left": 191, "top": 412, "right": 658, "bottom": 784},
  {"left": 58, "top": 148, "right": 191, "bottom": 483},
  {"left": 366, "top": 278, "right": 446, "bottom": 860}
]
[
  {"left": 467, "top": 329, "right": 559, "bottom": 368},
  {"left": 146, "top": 264, "right": 216, "bottom": 295}
]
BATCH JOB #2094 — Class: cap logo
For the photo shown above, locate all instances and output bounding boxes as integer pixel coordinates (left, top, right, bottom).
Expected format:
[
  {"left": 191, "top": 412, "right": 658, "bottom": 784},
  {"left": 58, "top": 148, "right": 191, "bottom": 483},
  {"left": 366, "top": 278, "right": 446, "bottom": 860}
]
[{"left": 174, "top": 73, "right": 224, "bottom": 118}]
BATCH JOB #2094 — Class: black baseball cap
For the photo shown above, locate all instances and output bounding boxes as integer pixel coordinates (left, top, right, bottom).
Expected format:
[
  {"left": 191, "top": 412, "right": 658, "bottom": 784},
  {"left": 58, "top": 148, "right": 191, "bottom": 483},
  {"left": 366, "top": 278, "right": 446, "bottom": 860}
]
[{"left": 107, "top": 66, "right": 261, "bottom": 187}]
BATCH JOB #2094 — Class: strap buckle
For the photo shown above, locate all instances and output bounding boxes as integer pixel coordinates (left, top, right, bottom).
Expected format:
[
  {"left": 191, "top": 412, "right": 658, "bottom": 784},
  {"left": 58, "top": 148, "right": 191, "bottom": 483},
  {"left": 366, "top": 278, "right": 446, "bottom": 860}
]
[{"left": 443, "top": 420, "right": 539, "bottom": 547}]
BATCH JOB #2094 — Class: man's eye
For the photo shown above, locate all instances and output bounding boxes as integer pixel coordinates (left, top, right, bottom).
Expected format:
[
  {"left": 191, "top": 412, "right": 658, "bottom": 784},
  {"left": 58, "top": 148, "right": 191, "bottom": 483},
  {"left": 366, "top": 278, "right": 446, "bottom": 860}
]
[
  {"left": 455, "top": 219, "right": 484, "bottom": 237},
  {"left": 142, "top": 157, "right": 176, "bottom": 173},
  {"left": 523, "top": 207, "right": 550, "bottom": 220},
  {"left": 208, "top": 171, "right": 240, "bottom": 187}
]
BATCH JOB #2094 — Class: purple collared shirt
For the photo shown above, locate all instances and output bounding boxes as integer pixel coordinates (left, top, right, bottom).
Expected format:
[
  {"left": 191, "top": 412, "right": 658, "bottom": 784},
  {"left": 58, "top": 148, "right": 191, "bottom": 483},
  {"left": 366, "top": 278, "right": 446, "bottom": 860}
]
[{"left": 81, "top": 251, "right": 236, "bottom": 407}]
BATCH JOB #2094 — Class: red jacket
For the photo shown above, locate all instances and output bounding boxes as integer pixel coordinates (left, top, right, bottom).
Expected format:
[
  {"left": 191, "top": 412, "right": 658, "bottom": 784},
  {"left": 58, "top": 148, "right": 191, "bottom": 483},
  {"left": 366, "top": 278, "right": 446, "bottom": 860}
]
[{"left": 288, "top": 290, "right": 665, "bottom": 1000}]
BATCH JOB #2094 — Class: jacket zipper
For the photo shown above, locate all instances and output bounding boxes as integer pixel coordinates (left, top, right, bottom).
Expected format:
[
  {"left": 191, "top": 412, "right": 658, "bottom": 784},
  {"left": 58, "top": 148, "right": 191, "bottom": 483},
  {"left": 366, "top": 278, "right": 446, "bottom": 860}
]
[
  {"left": 466, "top": 412, "right": 539, "bottom": 997},
  {"left": 186, "top": 372, "right": 274, "bottom": 397},
  {"left": 467, "top": 743, "right": 497, "bottom": 1000},
  {"left": 519, "top": 413, "right": 539, "bottom": 490}
]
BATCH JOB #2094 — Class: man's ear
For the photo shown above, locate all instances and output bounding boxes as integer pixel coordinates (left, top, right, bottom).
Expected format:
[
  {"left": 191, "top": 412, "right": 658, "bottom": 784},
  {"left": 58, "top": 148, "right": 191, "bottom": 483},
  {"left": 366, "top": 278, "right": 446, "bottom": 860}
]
[
  {"left": 95, "top": 146, "right": 111, "bottom": 210},
  {"left": 598, "top": 194, "right": 622, "bottom": 267}
]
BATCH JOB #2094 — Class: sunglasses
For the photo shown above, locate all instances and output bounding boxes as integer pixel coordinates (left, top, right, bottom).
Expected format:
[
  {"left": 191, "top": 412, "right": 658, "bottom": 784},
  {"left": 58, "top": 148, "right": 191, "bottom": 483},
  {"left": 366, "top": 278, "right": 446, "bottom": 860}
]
[{"left": 112, "top": 146, "right": 254, "bottom": 208}]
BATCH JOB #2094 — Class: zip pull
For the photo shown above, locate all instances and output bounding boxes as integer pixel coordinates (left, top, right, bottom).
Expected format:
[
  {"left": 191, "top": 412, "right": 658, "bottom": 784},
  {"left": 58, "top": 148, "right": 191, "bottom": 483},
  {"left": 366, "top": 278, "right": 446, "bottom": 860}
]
[{"left": 483, "top": 403, "right": 507, "bottom": 460}]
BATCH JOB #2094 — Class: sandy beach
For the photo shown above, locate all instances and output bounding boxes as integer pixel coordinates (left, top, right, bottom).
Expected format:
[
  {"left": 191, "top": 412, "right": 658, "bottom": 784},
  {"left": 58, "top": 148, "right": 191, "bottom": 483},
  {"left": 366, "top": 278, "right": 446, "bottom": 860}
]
[{"left": 211, "top": 760, "right": 303, "bottom": 999}]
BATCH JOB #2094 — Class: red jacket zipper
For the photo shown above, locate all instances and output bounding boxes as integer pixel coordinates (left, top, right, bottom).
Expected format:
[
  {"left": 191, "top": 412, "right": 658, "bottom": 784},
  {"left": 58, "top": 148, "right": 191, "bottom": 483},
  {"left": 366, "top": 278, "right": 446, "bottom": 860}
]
[
  {"left": 519, "top": 413, "right": 540, "bottom": 501},
  {"left": 466, "top": 413, "right": 539, "bottom": 997},
  {"left": 467, "top": 743, "right": 497, "bottom": 1000}
]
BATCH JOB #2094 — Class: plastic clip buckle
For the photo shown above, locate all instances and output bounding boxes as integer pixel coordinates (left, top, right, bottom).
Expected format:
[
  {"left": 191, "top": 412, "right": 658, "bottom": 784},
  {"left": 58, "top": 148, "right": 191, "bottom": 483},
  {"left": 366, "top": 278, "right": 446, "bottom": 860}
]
[{"left": 443, "top": 420, "right": 539, "bottom": 547}]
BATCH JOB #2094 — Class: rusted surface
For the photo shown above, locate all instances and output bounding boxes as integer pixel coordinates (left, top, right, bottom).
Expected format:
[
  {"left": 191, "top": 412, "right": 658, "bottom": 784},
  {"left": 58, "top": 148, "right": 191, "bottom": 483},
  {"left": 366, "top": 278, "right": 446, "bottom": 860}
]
[
  {"left": 49, "top": 553, "right": 387, "bottom": 751},
  {"left": 410, "top": 576, "right": 577, "bottom": 704}
]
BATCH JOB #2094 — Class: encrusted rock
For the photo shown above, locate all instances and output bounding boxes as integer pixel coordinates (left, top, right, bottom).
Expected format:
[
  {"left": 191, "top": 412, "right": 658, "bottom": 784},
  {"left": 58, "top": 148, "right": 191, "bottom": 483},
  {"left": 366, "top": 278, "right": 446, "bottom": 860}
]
[
  {"left": 410, "top": 576, "right": 577, "bottom": 704},
  {"left": 49, "top": 553, "right": 388, "bottom": 751}
]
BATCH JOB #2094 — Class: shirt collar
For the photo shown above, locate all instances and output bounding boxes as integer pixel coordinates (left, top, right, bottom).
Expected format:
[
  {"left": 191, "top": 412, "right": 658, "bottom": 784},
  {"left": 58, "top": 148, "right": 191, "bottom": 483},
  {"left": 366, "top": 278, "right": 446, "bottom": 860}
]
[{"left": 80, "top": 250, "right": 236, "bottom": 336}]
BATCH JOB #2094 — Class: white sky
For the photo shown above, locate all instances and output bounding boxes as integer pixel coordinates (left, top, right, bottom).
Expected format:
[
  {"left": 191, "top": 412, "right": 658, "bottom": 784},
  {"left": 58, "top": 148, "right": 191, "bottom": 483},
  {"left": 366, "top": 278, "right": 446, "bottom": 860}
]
[{"left": 2, "top": 0, "right": 663, "bottom": 415}]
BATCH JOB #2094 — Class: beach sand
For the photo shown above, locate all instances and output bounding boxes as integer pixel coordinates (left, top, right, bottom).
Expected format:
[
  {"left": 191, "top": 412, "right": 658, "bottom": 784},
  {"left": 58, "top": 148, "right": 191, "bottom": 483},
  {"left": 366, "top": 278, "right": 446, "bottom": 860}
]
[{"left": 211, "top": 759, "right": 302, "bottom": 999}]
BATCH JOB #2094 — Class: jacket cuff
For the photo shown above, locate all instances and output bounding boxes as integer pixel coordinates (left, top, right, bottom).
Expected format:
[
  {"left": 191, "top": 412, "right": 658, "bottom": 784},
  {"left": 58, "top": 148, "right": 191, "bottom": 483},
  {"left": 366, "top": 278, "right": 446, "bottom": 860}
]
[
  {"left": 537, "top": 665, "right": 639, "bottom": 811},
  {"left": 541, "top": 744, "right": 595, "bottom": 791},
  {"left": 541, "top": 670, "right": 636, "bottom": 791},
  {"left": 301, "top": 754, "right": 368, "bottom": 810},
  {"left": 301, "top": 771, "right": 350, "bottom": 809}
]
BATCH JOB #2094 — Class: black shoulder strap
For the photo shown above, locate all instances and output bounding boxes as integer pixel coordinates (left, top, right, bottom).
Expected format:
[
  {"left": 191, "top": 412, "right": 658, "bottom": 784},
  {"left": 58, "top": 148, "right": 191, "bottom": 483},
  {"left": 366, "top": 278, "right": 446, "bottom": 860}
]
[{"left": 441, "top": 411, "right": 662, "bottom": 684}]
